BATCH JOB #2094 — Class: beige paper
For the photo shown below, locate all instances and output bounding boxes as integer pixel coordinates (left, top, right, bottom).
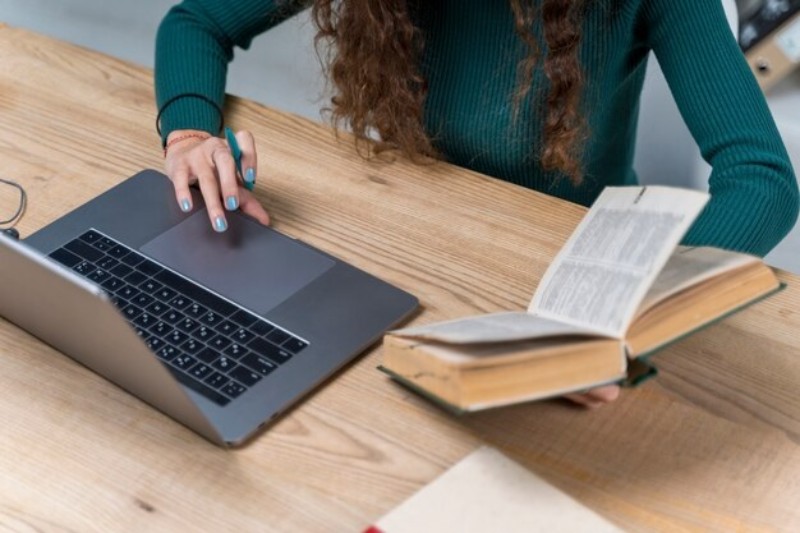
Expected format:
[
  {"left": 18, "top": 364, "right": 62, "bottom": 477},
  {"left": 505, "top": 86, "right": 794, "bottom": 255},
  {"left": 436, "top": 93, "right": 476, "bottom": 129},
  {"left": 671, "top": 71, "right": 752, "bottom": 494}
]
[{"left": 373, "top": 446, "right": 623, "bottom": 533}]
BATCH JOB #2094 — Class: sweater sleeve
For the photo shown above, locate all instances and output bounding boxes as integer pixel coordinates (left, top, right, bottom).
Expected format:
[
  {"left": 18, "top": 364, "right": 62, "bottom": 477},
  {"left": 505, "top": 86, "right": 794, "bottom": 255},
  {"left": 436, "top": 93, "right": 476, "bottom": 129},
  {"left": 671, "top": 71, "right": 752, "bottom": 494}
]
[
  {"left": 641, "top": 0, "right": 799, "bottom": 256},
  {"left": 155, "top": 0, "right": 307, "bottom": 145}
]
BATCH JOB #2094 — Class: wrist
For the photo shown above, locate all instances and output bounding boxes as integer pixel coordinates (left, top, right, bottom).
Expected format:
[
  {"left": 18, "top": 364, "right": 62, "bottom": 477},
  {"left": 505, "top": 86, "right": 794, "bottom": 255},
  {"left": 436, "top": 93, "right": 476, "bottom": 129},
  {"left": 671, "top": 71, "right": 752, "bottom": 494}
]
[{"left": 164, "top": 130, "right": 212, "bottom": 157}]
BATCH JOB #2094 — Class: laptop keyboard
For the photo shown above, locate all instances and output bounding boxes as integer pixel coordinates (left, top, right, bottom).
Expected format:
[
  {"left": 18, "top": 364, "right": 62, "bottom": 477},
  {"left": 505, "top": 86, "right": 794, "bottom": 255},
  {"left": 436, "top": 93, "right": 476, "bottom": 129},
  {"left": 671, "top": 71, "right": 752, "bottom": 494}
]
[{"left": 47, "top": 229, "right": 308, "bottom": 407}]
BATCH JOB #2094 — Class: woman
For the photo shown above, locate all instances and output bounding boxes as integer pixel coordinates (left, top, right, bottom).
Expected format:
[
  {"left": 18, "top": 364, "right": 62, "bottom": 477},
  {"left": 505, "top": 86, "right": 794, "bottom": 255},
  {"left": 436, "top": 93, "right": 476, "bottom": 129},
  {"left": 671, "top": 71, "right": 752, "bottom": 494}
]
[{"left": 155, "top": 0, "right": 799, "bottom": 407}]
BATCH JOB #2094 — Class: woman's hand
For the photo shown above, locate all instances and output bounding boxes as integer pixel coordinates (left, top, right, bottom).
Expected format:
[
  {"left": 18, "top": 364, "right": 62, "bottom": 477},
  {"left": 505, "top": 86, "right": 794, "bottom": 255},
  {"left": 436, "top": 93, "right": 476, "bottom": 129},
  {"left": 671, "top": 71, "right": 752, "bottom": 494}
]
[
  {"left": 164, "top": 128, "right": 270, "bottom": 231},
  {"left": 564, "top": 384, "right": 620, "bottom": 409}
]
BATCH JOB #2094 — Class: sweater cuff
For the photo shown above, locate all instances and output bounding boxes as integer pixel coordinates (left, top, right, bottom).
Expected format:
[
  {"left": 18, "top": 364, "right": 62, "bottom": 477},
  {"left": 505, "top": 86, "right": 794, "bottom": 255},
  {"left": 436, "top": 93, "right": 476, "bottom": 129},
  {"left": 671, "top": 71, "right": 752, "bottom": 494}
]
[{"left": 158, "top": 94, "right": 224, "bottom": 146}]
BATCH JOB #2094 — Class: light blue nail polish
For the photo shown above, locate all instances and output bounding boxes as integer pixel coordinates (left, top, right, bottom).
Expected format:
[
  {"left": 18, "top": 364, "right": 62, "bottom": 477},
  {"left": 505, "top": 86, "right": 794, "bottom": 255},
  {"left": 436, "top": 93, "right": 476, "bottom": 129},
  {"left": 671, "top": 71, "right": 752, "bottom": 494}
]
[
  {"left": 214, "top": 216, "right": 227, "bottom": 232},
  {"left": 226, "top": 196, "right": 238, "bottom": 211},
  {"left": 180, "top": 199, "right": 191, "bottom": 212},
  {"left": 245, "top": 168, "right": 255, "bottom": 183}
]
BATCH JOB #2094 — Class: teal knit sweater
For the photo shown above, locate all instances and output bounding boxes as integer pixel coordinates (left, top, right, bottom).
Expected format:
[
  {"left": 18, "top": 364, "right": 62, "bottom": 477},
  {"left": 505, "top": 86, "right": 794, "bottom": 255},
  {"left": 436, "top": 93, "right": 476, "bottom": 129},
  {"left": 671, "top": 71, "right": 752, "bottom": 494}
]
[{"left": 155, "top": 0, "right": 799, "bottom": 256}]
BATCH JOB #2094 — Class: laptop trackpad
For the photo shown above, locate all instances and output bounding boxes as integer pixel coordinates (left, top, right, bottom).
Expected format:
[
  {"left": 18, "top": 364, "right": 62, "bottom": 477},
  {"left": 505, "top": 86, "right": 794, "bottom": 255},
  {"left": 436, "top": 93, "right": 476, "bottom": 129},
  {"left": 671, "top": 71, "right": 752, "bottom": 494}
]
[{"left": 140, "top": 210, "right": 335, "bottom": 315}]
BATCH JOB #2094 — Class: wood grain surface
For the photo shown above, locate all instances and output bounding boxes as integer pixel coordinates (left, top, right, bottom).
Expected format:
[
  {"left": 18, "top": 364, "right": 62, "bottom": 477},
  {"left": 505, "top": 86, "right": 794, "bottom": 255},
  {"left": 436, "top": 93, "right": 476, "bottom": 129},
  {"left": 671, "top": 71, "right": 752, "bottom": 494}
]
[{"left": 0, "top": 24, "right": 799, "bottom": 532}]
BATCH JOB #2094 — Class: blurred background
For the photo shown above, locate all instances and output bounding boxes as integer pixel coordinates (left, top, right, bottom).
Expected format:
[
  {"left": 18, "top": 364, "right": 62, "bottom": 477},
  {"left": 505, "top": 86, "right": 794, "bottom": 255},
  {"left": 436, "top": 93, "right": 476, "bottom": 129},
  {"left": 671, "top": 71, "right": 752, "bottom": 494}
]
[{"left": 1, "top": 0, "right": 798, "bottom": 273}]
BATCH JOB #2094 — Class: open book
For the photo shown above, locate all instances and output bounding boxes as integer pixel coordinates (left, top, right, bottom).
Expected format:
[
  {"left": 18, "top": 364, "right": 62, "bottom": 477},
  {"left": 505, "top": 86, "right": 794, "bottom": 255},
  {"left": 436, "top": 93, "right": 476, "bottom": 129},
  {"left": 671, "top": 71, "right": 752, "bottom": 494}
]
[{"left": 380, "top": 186, "right": 783, "bottom": 412}]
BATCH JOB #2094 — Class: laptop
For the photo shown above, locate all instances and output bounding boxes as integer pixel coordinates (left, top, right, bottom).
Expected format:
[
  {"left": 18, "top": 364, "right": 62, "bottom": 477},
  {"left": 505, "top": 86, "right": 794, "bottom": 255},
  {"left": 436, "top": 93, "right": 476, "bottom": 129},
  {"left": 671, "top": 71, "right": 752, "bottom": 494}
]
[{"left": 0, "top": 169, "right": 418, "bottom": 446}]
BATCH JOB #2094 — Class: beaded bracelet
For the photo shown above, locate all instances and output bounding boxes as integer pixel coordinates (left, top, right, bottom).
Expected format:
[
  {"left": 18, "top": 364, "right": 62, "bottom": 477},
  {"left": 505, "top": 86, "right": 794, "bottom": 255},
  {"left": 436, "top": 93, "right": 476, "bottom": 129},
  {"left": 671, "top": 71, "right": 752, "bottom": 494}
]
[{"left": 163, "top": 133, "right": 212, "bottom": 157}]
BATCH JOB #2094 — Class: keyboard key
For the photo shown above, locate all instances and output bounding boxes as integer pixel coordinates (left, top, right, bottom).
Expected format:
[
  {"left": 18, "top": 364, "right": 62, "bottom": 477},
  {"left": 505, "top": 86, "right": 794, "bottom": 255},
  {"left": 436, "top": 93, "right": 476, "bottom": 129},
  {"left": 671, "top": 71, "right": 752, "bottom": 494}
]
[
  {"left": 184, "top": 302, "right": 207, "bottom": 318},
  {"left": 101, "top": 276, "right": 125, "bottom": 292},
  {"left": 154, "top": 287, "right": 177, "bottom": 302},
  {"left": 73, "top": 260, "right": 93, "bottom": 276},
  {"left": 138, "top": 279, "right": 163, "bottom": 294},
  {"left": 157, "top": 345, "right": 179, "bottom": 362},
  {"left": 193, "top": 325, "right": 215, "bottom": 342},
  {"left": 154, "top": 270, "right": 237, "bottom": 316},
  {"left": 223, "top": 343, "right": 248, "bottom": 359},
  {"left": 121, "top": 304, "right": 143, "bottom": 320},
  {"left": 166, "top": 330, "right": 189, "bottom": 346},
  {"left": 124, "top": 271, "right": 147, "bottom": 286},
  {"left": 241, "top": 353, "right": 277, "bottom": 376},
  {"left": 176, "top": 317, "right": 199, "bottom": 333},
  {"left": 195, "top": 347, "right": 218, "bottom": 364},
  {"left": 214, "top": 321, "right": 237, "bottom": 336},
  {"left": 97, "top": 256, "right": 119, "bottom": 270},
  {"left": 221, "top": 381, "right": 246, "bottom": 399},
  {"left": 248, "top": 337, "right": 293, "bottom": 365},
  {"left": 87, "top": 269, "right": 111, "bottom": 284},
  {"left": 180, "top": 338, "right": 203, "bottom": 355},
  {"left": 208, "top": 335, "right": 232, "bottom": 351},
  {"left": 65, "top": 239, "right": 104, "bottom": 262},
  {"left": 49, "top": 248, "right": 82, "bottom": 268},
  {"left": 169, "top": 295, "right": 191, "bottom": 310},
  {"left": 283, "top": 337, "right": 308, "bottom": 354},
  {"left": 78, "top": 230, "right": 102, "bottom": 244},
  {"left": 230, "top": 309, "right": 258, "bottom": 328},
  {"left": 111, "top": 297, "right": 127, "bottom": 309},
  {"left": 107, "top": 244, "right": 129, "bottom": 259},
  {"left": 146, "top": 301, "right": 168, "bottom": 316},
  {"left": 136, "top": 259, "right": 163, "bottom": 277},
  {"left": 160, "top": 309, "right": 182, "bottom": 323},
  {"left": 134, "top": 327, "right": 150, "bottom": 341},
  {"left": 120, "top": 252, "right": 145, "bottom": 267},
  {"left": 134, "top": 313, "right": 157, "bottom": 329},
  {"left": 266, "top": 328, "right": 290, "bottom": 345},
  {"left": 150, "top": 321, "right": 173, "bottom": 337},
  {"left": 229, "top": 366, "right": 262, "bottom": 387},
  {"left": 250, "top": 320, "right": 274, "bottom": 336},
  {"left": 167, "top": 366, "right": 230, "bottom": 406},
  {"left": 110, "top": 263, "right": 133, "bottom": 278},
  {"left": 116, "top": 284, "right": 139, "bottom": 300},
  {"left": 146, "top": 337, "right": 164, "bottom": 351},
  {"left": 92, "top": 239, "right": 112, "bottom": 252},
  {"left": 204, "top": 372, "right": 230, "bottom": 390},
  {"left": 200, "top": 311, "right": 223, "bottom": 327},
  {"left": 189, "top": 363, "right": 213, "bottom": 381},
  {"left": 232, "top": 328, "right": 254, "bottom": 344},
  {"left": 212, "top": 356, "right": 237, "bottom": 373},
  {"left": 172, "top": 354, "right": 198, "bottom": 370},
  {"left": 132, "top": 293, "right": 155, "bottom": 307}
]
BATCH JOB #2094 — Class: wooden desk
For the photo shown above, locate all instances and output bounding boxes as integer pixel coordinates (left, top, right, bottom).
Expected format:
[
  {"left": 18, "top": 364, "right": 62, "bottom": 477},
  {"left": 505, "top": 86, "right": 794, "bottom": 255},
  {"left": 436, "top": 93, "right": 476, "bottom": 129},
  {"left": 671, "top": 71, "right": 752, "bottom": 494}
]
[{"left": 1, "top": 25, "right": 799, "bottom": 531}]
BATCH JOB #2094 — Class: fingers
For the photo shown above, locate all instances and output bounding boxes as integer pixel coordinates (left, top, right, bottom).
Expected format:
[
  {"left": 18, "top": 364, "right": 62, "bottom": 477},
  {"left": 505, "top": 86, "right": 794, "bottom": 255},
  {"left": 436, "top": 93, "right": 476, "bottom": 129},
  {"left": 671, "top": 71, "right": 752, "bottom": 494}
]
[
  {"left": 163, "top": 129, "right": 269, "bottom": 231},
  {"left": 239, "top": 190, "right": 271, "bottom": 226},
  {"left": 210, "top": 144, "right": 240, "bottom": 213},
  {"left": 170, "top": 165, "right": 195, "bottom": 213},
  {"left": 236, "top": 130, "right": 258, "bottom": 189},
  {"left": 564, "top": 384, "right": 620, "bottom": 409},
  {"left": 196, "top": 167, "right": 228, "bottom": 233}
]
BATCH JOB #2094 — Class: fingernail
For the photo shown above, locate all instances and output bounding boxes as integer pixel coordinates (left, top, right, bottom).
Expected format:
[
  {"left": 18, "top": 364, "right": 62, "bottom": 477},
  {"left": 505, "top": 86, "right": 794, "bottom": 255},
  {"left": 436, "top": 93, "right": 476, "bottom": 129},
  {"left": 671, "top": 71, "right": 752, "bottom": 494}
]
[
  {"left": 225, "top": 196, "right": 239, "bottom": 211},
  {"left": 180, "top": 199, "right": 192, "bottom": 212},
  {"left": 245, "top": 167, "right": 255, "bottom": 184},
  {"left": 214, "top": 216, "right": 227, "bottom": 232}
]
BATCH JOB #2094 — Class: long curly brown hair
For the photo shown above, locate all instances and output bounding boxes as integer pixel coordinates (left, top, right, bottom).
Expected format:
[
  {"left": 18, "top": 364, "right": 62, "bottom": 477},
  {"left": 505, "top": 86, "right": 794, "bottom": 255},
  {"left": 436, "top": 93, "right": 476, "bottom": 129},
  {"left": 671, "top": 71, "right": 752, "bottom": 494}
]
[{"left": 310, "top": 0, "right": 589, "bottom": 185}]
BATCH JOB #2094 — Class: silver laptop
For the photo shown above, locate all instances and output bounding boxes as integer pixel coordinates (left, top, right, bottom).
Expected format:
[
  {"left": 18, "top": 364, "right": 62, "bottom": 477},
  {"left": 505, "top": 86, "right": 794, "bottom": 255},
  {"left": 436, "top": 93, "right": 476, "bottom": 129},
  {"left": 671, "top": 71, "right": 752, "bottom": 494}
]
[{"left": 0, "top": 170, "right": 417, "bottom": 446}]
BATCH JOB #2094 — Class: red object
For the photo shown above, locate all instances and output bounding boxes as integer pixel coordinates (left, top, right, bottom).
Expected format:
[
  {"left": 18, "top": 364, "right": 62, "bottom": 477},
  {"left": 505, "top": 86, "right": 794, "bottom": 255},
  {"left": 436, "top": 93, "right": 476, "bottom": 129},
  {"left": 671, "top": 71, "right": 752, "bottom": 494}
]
[{"left": 163, "top": 133, "right": 211, "bottom": 157}]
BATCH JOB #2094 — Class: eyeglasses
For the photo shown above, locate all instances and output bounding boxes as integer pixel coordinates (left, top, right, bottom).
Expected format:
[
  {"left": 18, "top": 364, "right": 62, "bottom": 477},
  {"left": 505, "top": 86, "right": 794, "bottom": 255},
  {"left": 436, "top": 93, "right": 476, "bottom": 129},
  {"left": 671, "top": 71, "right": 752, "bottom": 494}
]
[{"left": 0, "top": 178, "right": 27, "bottom": 228}]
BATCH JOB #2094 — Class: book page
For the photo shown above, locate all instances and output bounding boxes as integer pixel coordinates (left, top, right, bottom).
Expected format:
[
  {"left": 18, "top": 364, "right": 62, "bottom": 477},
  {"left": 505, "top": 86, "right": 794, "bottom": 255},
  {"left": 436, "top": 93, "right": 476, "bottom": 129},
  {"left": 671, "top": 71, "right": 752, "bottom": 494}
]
[
  {"left": 529, "top": 186, "right": 709, "bottom": 337},
  {"left": 636, "top": 246, "right": 758, "bottom": 315},
  {"left": 391, "top": 312, "right": 602, "bottom": 344},
  {"left": 370, "top": 446, "right": 622, "bottom": 533}
]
